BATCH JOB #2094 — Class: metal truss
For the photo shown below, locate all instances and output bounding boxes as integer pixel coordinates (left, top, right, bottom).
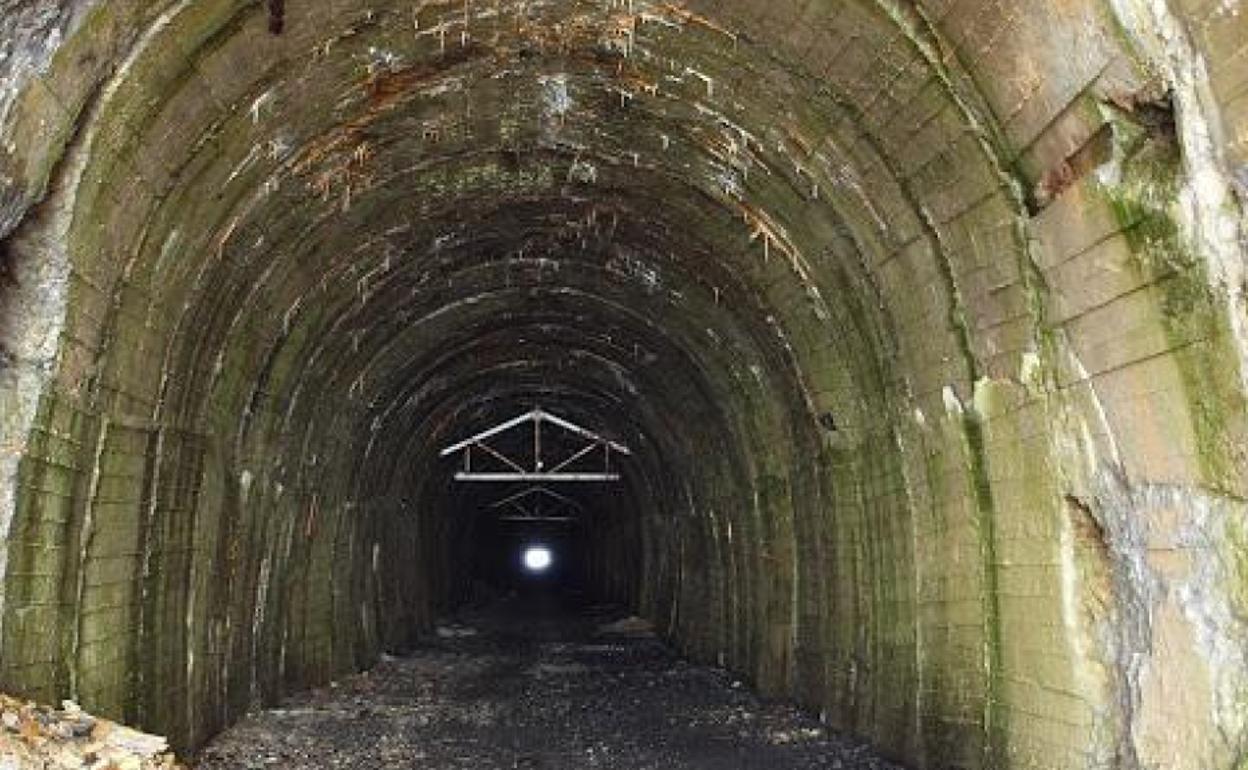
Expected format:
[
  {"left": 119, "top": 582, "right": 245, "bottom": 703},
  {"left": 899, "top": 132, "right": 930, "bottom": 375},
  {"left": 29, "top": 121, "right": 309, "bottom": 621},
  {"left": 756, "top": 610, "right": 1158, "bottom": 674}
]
[
  {"left": 439, "top": 407, "right": 631, "bottom": 482},
  {"left": 490, "top": 486, "right": 584, "bottom": 523}
]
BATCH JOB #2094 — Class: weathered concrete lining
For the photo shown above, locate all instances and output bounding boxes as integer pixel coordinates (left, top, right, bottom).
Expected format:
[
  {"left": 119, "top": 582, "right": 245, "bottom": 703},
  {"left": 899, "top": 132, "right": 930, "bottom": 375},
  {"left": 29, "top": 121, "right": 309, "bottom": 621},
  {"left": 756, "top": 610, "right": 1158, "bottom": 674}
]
[
  {"left": 0, "top": 107, "right": 81, "bottom": 648},
  {"left": 0, "top": 1, "right": 1245, "bottom": 768}
]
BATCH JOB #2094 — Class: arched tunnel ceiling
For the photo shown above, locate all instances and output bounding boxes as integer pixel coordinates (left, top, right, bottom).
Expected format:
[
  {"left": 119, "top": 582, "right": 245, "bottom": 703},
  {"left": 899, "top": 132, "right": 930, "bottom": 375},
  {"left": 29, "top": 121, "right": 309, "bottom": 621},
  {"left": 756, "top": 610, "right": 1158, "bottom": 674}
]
[
  {"left": 87, "top": 0, "right": 934, "bottom": 429},
  {"left": 51, "top": 0, "right": 954, "bottom": 537},
  {"left": 1, "top": 1, "right": 1247, "bottom": 769},
  {"left": 3, "top": 0, "right": 1229, "bottom": 449}
]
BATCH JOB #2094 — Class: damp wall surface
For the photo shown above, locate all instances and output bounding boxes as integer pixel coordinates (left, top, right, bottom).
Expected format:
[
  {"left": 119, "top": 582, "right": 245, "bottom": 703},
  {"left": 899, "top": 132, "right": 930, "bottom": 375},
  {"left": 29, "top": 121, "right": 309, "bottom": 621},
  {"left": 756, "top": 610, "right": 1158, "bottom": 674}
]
[{"left": 0, "top": 1, "right": 1246, "bottom": 768}]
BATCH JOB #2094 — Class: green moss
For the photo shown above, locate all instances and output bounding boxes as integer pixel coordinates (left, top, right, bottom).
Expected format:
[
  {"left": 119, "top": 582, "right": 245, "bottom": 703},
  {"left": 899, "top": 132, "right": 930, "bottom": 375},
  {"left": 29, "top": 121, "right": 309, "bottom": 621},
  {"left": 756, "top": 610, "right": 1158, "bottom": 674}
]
[
  {"left": 1224, "top": 517, "right": 1248, "bottom": 644},
  {"left": 961, "top": 409, "right": 1008, "bottom": 769},
  {"left": 1220, "top": 514, "right": 1248, "bottom": 768},
  {"left": 1101, "top": 118, "right": 1246, "bottom": 491},
  {"left": 0, "top": 392, "right": 103, "bottom": 705}
]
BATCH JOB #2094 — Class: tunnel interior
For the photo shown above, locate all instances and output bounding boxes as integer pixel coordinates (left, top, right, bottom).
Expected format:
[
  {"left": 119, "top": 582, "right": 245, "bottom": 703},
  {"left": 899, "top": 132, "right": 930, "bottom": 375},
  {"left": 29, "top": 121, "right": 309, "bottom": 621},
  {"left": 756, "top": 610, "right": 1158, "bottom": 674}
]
[{"left": 1, "top": 1, "right": 1247, "bottom": 769}]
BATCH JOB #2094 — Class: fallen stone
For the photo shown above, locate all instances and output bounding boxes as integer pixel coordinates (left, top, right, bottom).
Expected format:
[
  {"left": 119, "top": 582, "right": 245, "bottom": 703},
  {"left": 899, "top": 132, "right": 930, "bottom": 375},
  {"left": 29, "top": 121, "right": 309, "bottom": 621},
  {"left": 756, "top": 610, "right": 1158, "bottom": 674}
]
[
  {"left": 0, "top": 693, "right": 186, "bottom": 770},
  {"left": 596, "top": 615, "right": 655, "bottom": 636},
  {"left": 435, "top": 624, "right": 479, "bottom": 638}
]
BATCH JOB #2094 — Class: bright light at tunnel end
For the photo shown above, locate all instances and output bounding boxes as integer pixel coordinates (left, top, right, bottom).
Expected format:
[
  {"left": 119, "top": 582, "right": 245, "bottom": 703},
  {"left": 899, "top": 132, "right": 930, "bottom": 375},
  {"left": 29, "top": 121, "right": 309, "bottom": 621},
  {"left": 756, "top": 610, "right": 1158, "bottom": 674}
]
[{"left": 522, "top": 545, "right": 554, "bottom": 573}]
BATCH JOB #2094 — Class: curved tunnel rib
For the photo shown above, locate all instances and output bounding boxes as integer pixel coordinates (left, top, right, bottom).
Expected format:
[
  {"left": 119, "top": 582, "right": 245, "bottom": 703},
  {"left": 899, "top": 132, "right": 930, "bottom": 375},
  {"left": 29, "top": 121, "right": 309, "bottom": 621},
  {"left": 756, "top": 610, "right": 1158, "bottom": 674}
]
[{"left": 0, "top": 0, "right": 1246, "bottom": 768}]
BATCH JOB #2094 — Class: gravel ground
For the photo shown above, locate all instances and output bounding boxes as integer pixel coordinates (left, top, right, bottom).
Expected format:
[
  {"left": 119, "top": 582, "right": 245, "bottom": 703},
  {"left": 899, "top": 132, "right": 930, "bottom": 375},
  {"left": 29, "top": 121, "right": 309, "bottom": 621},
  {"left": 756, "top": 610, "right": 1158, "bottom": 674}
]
[{"left": 195, "top": 593, "right": 907, "bottom": 769}]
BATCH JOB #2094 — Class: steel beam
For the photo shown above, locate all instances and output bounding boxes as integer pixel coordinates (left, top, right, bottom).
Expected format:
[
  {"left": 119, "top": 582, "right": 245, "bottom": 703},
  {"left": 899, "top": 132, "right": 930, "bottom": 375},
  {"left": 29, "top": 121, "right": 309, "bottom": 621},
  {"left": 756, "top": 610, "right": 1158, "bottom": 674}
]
[{"left": 454, "top": 472, "right": 621, "bottom": 482}]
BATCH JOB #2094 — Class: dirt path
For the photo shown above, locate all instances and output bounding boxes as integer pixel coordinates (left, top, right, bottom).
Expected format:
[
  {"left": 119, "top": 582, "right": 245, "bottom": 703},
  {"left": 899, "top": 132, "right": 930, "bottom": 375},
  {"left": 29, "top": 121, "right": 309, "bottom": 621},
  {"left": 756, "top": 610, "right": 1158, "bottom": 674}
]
[{"left": 195, "top": 594, "right": 907, "bottom": 769}]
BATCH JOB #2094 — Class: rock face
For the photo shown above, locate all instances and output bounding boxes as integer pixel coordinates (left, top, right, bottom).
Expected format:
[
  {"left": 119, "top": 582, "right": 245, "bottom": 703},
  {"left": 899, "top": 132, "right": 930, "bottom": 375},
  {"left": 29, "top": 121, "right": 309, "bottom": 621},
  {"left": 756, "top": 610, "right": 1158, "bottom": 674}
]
[
  {"left": 0, "top": 1, "right": 1243, "bottom": 769},
  {"left": 0, "top": 0, "right": 103, "bottom": 239}
]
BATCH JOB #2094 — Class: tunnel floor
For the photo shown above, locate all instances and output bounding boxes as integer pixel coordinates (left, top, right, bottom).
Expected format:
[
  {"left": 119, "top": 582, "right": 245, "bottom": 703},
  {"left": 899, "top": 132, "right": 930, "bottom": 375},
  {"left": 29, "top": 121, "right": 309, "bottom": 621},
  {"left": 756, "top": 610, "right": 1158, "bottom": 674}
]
[{"left": 194, "top": 593, "right": 906, "bottom": 769}]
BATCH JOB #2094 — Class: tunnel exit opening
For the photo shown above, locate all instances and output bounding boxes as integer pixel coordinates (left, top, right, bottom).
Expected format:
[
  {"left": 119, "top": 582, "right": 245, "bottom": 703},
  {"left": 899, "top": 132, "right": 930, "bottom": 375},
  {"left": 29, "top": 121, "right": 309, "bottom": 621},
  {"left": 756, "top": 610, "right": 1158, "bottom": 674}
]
[
  {"left": 468, "top": 501, "right": 587, "bottom": 594},
  {"left": 522, "top": 544, "right": 553, "bottom": 573}
]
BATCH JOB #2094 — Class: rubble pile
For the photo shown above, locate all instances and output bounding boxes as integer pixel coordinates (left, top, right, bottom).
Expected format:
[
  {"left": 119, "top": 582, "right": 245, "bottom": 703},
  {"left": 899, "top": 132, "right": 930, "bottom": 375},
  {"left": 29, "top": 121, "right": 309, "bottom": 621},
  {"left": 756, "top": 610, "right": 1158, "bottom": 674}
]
[{"left": 0, "top": 694, "right": 185, "bottom": 770}]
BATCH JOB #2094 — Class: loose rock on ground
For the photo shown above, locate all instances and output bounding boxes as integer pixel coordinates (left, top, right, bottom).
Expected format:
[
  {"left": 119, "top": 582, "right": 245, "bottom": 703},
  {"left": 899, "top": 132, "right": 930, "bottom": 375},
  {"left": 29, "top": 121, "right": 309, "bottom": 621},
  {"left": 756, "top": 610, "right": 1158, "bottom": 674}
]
[
  {"left": 196, "top": 594, "right": 906, "bottom": 769},
  {"left": 0, "top": 694, "right": 184, "bottom": 770}
]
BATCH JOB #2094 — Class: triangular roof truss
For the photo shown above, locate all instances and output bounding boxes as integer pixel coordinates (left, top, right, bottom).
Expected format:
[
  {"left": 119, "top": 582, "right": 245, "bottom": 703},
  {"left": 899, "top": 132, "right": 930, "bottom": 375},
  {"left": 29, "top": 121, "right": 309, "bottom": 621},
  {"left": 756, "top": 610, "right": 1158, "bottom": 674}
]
[
  {"left": 439, "top": 407, "right": 630, "bottom": 482},
  {"left": 490, "top": 486, "right": 584, "bottom": 522}
]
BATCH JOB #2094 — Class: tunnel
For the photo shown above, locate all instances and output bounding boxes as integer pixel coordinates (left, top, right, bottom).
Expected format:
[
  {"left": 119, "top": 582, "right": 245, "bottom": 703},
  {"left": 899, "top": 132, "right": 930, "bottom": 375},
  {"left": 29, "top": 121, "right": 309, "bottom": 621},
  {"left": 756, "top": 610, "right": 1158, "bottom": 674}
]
[{"left": 0, "top": 0, "right": 1247, "bottom": 767}]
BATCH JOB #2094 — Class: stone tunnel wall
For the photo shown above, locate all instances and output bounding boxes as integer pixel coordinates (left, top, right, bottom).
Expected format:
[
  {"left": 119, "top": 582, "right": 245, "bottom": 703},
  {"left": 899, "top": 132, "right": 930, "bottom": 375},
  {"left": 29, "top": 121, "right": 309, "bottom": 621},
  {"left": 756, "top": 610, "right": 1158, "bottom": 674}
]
[{"left": 0, "top": 1, "right": 1246, "bottom": 769}]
